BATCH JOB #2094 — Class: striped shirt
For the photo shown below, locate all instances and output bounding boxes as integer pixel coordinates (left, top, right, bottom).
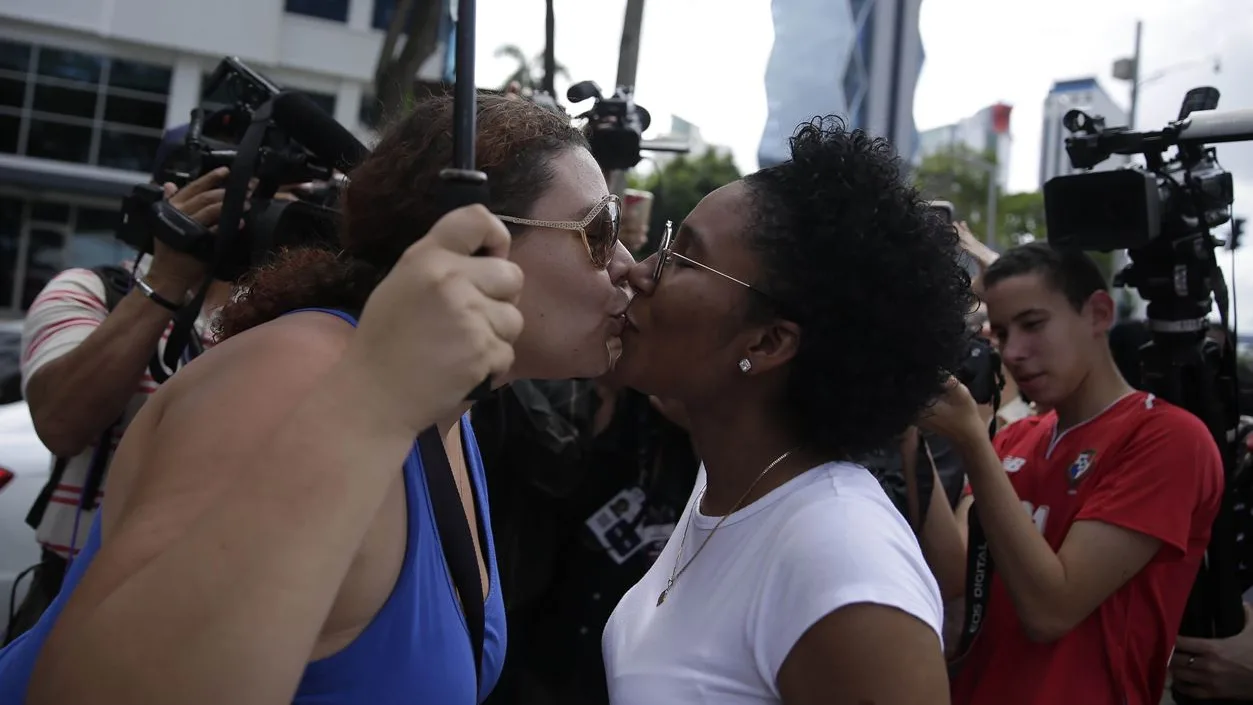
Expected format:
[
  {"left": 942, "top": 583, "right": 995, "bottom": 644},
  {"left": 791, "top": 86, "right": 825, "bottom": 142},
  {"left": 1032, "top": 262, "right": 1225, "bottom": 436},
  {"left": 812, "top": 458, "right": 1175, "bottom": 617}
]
[{"left": 20, "top": 261, "right": 215, "bottom": 558}]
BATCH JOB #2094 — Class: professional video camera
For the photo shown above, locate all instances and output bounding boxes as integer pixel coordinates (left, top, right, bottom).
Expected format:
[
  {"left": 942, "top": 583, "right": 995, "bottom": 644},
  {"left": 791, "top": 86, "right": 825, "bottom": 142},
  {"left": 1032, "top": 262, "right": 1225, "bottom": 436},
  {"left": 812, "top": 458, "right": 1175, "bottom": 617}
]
[
  {"left": 1044, "top": 87, "right": 1251, "bottom": 328},
  {"left": 116, "top": 56, "right": 370, "bottom": 381},
  {"left": 566, "top": 80, "right": 689, "bottom": 171},
  {"left": 117, "top": 57, "right": 368, "bottom": 283},
  {"left": 1044, "top": 87, "right": 1253, "bottom": 701}
]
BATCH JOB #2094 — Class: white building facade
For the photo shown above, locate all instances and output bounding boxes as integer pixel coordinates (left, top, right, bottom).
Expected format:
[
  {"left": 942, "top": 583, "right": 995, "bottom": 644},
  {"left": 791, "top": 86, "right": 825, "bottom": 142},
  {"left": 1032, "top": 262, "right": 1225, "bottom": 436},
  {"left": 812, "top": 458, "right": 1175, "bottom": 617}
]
[
  {"left": 917, "top": 102, "right": 1012, "bottom": 190},
  {"left": 1039, "top": 77, "right": 1130, "bottom": 189},
  {"left": 0, "top": 0, "right": 441, "bottom": 314}
]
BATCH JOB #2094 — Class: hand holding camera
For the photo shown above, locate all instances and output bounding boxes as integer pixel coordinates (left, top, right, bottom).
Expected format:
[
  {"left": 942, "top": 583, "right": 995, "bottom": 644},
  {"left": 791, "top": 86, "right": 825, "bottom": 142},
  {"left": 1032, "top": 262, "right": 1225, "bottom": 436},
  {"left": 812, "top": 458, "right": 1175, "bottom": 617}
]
[
  {"left": 918, "top": 377, "right": 985, "bottom": 447},
  {"left": 146, "top": 167, "right": 233, "bottom": 293}
]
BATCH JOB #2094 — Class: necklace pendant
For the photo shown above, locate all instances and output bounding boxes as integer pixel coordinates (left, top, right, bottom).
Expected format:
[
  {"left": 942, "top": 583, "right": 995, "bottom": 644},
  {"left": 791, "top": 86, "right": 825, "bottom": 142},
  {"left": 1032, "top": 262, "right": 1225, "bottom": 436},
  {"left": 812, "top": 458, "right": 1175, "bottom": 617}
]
[{"left": 656, "top": 590, "right": 667, "bottom": 606}]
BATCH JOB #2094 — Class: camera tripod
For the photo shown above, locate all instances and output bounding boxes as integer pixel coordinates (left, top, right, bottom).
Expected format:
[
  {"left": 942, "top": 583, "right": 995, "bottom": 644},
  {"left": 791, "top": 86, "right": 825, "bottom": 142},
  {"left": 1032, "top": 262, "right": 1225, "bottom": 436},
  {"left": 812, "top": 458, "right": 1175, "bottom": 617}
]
[{"left": 1135, "top": 294, "right": 1247, "bottom": 704}]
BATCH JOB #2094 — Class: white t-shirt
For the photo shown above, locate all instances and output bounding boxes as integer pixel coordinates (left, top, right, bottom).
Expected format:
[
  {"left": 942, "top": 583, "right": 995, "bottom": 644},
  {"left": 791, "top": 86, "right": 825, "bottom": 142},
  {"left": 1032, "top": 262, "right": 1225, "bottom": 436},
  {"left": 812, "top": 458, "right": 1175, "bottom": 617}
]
[{"left": 601, "top": 461, "right": 943, "bottom": 704}]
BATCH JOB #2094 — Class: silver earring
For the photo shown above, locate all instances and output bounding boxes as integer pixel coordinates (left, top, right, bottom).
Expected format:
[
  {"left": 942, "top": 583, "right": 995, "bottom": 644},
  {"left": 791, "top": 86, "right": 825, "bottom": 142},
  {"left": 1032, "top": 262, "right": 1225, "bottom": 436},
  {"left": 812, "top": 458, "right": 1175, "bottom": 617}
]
[{"left": 738, "top": 358, "right": 752, "bottom": 373}]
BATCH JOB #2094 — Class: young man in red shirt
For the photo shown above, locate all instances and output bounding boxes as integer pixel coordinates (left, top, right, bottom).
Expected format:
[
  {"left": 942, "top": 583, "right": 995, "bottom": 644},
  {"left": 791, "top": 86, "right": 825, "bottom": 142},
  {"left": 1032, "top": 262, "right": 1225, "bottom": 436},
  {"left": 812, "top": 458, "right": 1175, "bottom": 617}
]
[{"left": 924, "top": 242, "right": 1224, "bottom": 705}]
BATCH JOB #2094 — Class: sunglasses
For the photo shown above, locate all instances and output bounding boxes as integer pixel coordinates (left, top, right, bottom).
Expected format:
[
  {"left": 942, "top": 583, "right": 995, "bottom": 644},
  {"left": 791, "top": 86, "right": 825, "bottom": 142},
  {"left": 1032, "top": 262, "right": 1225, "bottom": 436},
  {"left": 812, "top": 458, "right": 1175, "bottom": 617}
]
[{"left": 498, "top": 193, "right": 622, "bottom": 269}]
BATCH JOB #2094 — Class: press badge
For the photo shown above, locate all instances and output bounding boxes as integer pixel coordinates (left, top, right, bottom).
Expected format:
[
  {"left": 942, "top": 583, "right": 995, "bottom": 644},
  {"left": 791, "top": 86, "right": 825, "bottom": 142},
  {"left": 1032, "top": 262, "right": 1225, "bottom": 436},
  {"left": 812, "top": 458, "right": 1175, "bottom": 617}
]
[{"left": 586, "top": 487, "right": 647, "bottom": 564}]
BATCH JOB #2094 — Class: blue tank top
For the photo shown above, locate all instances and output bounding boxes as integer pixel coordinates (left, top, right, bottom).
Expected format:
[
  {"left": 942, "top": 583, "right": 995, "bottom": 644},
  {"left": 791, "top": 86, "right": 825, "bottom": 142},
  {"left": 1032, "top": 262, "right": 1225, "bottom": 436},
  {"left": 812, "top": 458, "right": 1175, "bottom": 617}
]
[{"left": 0, "top": 307, "right": 506, "bottom": 704}]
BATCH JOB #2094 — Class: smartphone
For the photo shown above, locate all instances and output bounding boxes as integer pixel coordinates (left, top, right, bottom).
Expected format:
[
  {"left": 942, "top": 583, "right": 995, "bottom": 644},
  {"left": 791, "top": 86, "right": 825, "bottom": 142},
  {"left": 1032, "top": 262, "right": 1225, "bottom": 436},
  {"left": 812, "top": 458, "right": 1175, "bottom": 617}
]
[
  {"left": 928, "top": 200, "right": 956, "bottom": 226},
  {"left": 928, "top": 200, "right": 980, "bottom": 281}
]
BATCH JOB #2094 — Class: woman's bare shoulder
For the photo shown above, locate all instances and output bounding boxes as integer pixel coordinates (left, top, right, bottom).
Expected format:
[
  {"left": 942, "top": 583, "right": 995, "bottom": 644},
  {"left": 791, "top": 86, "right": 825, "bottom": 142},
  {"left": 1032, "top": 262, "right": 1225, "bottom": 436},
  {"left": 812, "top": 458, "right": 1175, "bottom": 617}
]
[{"left": 104, "top": 312, "right": 357, "bottom": 532}]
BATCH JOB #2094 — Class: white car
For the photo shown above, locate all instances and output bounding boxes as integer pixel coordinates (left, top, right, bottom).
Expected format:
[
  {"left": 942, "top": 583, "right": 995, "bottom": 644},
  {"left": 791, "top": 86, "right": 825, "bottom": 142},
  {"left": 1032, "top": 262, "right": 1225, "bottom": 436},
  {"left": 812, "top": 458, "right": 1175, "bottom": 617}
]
[{"left": 0, "top": 319, "right": 51, "bottom": 641}]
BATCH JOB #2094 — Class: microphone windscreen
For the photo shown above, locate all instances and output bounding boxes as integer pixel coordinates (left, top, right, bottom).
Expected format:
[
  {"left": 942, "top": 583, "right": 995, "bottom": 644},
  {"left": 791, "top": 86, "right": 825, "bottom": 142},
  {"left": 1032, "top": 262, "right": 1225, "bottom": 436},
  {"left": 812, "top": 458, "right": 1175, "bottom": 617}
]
[{"left": 271, "top": 91, "right": 369, "bottom": 171}]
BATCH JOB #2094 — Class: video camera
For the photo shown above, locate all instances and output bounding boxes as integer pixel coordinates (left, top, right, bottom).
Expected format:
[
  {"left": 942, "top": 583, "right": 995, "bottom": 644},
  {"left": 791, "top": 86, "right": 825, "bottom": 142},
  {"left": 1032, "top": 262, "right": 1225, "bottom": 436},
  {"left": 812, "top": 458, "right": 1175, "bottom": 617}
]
[
  {"left": 1043, "top": 86, "right": 1253, "bottom": 329},
  {"left": 566, "top": 80, "right": 689, "bottom": 171},
  {"left": 116, "top": 57, "right": 368, "bottom": 282},
  {"left": 1046, "top": 87, "right": 1253, "bottom": 686}
]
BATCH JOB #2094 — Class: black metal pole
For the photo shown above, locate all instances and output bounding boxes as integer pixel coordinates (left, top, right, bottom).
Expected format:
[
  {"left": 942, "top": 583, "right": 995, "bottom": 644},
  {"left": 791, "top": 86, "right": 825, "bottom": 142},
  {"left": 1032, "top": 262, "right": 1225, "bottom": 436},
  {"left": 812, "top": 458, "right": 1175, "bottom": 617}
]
[
  {"left": 450, "top": 0, "right": 478, "bottom": 170},
  {"left": 440, "top": 0, "right": 493, "bottom": 401}
]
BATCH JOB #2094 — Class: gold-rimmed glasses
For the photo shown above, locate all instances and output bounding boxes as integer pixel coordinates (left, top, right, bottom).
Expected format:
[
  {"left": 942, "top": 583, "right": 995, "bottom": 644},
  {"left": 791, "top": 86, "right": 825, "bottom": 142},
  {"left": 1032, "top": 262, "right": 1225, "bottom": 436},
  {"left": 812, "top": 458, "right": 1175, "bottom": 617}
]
[
  {"left": 654, "top": 220, "right": 756, "bottom": 289},
  {"left": 654, "top": 220, "right": 797, "bottom": 318},
  {"left": 497, "top": 193, "right": 622, "bottom": 269}
]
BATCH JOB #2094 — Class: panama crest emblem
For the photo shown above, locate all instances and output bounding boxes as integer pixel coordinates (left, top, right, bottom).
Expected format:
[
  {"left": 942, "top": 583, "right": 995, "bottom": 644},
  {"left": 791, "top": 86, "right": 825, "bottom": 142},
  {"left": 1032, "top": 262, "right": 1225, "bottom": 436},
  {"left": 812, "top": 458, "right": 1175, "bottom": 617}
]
[{"left": 1068, "top": 449, "right": 1097, "bottom": 493}]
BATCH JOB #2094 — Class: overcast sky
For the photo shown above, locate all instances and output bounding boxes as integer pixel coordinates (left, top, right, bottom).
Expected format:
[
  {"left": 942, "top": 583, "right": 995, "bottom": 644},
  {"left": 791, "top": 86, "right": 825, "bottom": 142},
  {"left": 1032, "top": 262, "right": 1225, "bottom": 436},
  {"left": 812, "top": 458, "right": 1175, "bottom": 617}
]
[{"left": 470, "top": 0, "right": 1253, "bottom": 327}]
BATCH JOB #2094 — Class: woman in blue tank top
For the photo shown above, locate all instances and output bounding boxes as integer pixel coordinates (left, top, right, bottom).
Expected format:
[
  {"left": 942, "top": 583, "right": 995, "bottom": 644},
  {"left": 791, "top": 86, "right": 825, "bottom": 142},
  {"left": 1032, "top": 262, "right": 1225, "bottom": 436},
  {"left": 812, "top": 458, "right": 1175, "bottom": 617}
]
[{"left": 0, "top": 93, "right": 634, "bottom": 705}]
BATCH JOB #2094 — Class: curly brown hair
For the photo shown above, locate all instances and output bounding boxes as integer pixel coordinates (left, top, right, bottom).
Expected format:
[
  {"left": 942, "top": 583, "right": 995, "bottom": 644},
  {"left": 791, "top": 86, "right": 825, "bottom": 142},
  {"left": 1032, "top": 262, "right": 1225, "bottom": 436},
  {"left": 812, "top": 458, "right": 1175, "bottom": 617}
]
[{"left": 215, "top": 93, "right": 589, "bottom": 340}]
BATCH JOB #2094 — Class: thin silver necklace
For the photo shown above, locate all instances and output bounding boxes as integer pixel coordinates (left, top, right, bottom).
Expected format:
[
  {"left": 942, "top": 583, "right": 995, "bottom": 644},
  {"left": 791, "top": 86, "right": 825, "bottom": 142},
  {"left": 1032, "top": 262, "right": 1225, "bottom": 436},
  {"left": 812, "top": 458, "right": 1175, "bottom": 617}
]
[{"left": 656, "top": 447, "right": 798, "bottom": 606}]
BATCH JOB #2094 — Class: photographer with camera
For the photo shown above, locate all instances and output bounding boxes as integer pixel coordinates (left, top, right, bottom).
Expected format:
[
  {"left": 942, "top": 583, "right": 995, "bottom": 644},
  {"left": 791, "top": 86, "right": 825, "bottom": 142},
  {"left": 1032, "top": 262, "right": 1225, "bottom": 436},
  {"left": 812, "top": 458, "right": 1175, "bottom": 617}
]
[
  {"left": 926, "top": 242, "right": 1223, "bottom": 705},
  {"left": 4, "top": 150, "right": 233, "bottom": 645}
]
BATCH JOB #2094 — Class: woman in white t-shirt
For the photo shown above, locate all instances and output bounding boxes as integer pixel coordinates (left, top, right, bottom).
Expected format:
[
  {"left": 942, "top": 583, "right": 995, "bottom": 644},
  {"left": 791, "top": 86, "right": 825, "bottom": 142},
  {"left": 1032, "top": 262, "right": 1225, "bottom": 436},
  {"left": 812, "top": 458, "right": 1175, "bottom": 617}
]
[{"left": 602, "top": 118, "right": 972, "bottom": 705}]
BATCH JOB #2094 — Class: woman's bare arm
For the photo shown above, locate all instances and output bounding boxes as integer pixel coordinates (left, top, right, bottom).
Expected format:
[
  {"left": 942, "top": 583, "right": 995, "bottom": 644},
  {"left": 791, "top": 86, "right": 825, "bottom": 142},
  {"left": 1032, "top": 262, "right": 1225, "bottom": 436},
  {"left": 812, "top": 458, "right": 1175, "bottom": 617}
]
[
  {"left": 27, "top": 320, "right": 431, "bottom": 705},
  {"left": 778, "top": 603, "right": 950, "bottom": 705},
  {"left": 27, "top": 206, "right": 521, "bottom": 705},
  {"left": 919, "top": 462, "right": 967, "bottom": 602}
]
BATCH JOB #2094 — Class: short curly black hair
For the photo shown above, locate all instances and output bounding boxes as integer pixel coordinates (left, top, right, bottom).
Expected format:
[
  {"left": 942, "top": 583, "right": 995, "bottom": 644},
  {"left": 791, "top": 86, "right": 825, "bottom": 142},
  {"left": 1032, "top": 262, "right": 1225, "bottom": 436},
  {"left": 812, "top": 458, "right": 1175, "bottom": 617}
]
[{"left": 743, "top": 117, "right": 974, "bottom": 458}]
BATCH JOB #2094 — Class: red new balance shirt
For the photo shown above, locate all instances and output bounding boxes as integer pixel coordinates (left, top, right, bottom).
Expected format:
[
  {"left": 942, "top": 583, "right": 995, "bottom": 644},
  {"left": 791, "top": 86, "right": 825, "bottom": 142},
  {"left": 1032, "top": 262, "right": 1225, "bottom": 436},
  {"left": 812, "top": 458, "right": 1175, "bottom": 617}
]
[{"left": 952, "top": 391, "right": 1223, "bottom": 705}]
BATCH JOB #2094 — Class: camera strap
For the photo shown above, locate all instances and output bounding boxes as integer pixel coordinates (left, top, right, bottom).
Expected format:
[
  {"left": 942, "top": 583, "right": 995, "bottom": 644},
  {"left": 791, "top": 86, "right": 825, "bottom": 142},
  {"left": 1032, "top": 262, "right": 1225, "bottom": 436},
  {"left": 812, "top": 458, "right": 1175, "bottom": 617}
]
[
  {"left": 954, "top": 503, "right": 993, "bottom": 661},
  {"left": 416, "top": 425, "right": 486, "bottom": 690},
  {"left": 153, "top": 101, "right": 274, "bottom": 383}
]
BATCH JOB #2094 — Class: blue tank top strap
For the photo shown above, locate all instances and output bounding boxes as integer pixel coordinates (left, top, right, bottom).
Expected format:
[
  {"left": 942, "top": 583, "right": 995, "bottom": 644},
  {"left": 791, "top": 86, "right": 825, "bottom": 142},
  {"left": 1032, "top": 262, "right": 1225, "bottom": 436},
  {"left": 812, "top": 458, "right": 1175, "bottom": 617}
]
[{"left": 287, "top": 307, "right": 360, "bottom": 326}]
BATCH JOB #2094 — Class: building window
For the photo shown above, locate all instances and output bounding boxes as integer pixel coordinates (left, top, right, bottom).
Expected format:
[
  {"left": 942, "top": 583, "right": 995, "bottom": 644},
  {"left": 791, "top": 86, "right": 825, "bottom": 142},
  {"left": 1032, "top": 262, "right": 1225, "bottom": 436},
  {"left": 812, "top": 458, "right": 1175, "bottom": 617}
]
[
  {"left": 0, "top": 195, "right": 125, "bottom": 311},
  {"left": 856, "top": 0, "right": 875, "bottom": 70},
  {"left": 64, "top": 206, "right": 129, "bottom": 271},
  {"left": 373, "top": 0, "right": 414, "bottom": 31},
  {"left": 0, "top": 197, "right": 21, "bottom": 309},
  {"left": 843, "top": 0, "right": 875, "bottom": 130},
  {"left": 285, "top": 0, "right": 349, "bottom": 22},
  {"left": 0, "top": 39, "right": 171, "bottom": 173}
]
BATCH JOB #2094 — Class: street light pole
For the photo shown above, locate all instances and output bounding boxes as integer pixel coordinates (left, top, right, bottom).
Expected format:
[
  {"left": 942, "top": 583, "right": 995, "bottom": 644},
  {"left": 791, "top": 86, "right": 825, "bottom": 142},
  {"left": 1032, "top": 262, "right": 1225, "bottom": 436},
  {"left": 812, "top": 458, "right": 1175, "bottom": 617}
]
[
  {"left": 606, "top": 0, "right": 647, "bottom": 196},
  {"left": 615, "top": 0, "right": 646, "bottom": 92},
  {"left": 1112, "top": 20, "right": 1143, "bottom": 129},
  {"left": 1129, "top": 20, "right": 1142, "bottom": 128},
  {"left": 985, "top": 170, "right": 998, "bottom": 246}
]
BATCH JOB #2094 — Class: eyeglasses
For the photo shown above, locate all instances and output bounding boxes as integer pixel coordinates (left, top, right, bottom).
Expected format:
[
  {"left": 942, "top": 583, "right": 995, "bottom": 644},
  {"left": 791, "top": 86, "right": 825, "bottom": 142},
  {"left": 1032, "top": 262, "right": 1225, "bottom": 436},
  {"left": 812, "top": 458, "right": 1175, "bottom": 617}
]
[
  {"left": 654, "top": 219, "right": 757, "bottom": 289},
  {"left": 498, "top": 193, "right": 622, "bottom": 269},
  {"left": 654, "top": 220, "right": 798, "bottom": 318}
]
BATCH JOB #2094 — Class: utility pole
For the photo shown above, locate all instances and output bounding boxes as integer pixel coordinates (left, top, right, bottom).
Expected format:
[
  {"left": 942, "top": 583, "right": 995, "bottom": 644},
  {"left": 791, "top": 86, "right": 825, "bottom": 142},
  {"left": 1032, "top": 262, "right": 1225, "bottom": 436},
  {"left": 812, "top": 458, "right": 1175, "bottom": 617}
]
[
  {"left": 616, "top": 0, "right": 646, "bottom": 91},
  {"left": 985, "top": 169, "right": 998, "bottom": 247},
  {"left": 607, "top": 0, "right": 647, "bottom": 195},
  {"left": 1129, "top": 20, "right": 1142, "bottom": 129},
  {"left": 1112, "top": 20, "right": 1142, "bottom": 129},
  {"left": 542, "top": 0, "right": 556, "bottom": 95}
]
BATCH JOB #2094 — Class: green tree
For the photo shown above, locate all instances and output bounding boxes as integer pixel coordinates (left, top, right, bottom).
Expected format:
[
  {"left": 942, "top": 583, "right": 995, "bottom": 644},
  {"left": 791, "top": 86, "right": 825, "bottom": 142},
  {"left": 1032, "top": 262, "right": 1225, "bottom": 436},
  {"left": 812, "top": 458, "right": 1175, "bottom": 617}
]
[
  {"left": 998, "top": 190, "right": 1047, "bottom": 243},
  {"left": 913, "top": 145, "right": 1117, "bottom": 281},
  {"left": 373, "top": 0, "right": 446, "bottom": 124},
  {"left": 628, "top": 148, "right": 742, "bottom": 254},
  {"left": 913, "top": 144, "right": 1019, "bottom": 249}
]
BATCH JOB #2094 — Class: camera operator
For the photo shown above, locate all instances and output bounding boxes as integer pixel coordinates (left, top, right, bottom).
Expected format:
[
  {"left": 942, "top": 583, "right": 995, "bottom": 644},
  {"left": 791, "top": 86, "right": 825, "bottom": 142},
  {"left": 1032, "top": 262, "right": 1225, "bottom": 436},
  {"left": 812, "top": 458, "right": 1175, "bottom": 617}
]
[
  {"left": 925, "top": 242, "right": 1223, "bottom": 705},
  {"left": 5, "top": 145, "right": 233, "bottom": 644}
]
